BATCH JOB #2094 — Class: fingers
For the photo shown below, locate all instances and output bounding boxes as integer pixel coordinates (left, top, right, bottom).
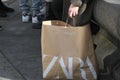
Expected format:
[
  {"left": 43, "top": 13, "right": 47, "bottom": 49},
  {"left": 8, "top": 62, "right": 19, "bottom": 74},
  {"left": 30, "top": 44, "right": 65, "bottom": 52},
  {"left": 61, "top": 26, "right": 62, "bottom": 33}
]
[
  {"left": 68, "top": 4, "right": 79, "bottom": 18},
  {"left": 69, "top": 10, "right": 78, "bottom": 18},
  {"left": 68, "top": 11, "right": 72, "bottom": 18}
]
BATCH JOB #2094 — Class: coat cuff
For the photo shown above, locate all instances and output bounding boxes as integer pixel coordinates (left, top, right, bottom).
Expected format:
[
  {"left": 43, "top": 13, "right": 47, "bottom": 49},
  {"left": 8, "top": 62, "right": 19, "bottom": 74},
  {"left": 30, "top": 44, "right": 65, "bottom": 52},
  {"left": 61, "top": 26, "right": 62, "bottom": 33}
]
[{"left": 71, "top": 0, "right": 82, "bottom": 6}]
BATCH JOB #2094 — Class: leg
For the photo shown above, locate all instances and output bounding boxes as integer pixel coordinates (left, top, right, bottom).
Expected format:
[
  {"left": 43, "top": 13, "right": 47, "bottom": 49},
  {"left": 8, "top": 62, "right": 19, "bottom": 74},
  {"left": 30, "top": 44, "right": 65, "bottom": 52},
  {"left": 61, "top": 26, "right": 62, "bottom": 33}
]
[
  {"left": 32, "top": 0, "right": 46, "bottom": 29},
  {"left": 0, "top": 0, "right": 14, "bottom": 13},
  {"left": 32, "top": 0, "right": 42, "bottom": 15},
  {"left": 19, "top": 0, "right": 30, "bottom": 22},
  {"left": 31, "top": 0, "right": 42, "bottom": 24},
  {"left": 19, "top": 0, "right": 30, "bottom": 13},
  {"left": 51, "top": 0, "right": 63, "bottom": 20},
  {"left": 45, "top": 2, "right": 57, "bottom": 20}
]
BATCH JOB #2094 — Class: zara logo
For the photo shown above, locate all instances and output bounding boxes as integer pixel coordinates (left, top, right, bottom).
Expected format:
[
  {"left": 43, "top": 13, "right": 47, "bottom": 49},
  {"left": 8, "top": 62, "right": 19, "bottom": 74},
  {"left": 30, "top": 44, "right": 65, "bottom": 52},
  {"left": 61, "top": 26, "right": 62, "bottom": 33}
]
[{"left": 43, "top": 55, "right": 97, "bottom": 80}]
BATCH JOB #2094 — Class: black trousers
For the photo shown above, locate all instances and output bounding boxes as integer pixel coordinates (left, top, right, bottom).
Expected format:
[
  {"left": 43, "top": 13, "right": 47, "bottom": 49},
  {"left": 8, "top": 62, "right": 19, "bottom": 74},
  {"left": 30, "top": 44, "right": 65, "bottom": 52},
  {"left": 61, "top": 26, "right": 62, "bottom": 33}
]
[{"left": 0, "top": 0, "right": 3, "bottom": 6}]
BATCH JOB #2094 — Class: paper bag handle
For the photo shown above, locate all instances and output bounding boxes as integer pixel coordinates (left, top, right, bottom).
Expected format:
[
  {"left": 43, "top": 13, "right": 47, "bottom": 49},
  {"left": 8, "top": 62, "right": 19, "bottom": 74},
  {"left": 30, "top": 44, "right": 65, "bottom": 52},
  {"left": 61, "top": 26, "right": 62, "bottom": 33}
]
[
  {"left": 65, "top": 18, "right": 69, "bottom": 27},
  {"left": 65, "top": 17, "right": 76, "bottom": 27}
]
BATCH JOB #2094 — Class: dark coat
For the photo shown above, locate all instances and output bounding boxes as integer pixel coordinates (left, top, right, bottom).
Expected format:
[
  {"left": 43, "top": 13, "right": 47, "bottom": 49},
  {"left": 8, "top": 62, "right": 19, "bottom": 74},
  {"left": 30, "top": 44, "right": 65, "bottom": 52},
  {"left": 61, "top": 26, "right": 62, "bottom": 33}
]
[
  {"left": 62, "top": 0, "right": 95, "bottom": 26},
  {"left": 51, "top": 0, "right": 95, "bottom": 26},
  {"left": 71, "top": 0, "right": 90, "bottom": 6}
]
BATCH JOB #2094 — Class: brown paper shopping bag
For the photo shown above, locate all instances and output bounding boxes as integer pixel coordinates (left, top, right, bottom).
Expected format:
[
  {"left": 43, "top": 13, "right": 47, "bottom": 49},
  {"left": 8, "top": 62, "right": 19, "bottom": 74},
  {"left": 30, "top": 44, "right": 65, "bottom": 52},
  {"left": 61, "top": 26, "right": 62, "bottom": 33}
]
[{"left": 41, "top": 20, "right": 98, "bottom": 80}]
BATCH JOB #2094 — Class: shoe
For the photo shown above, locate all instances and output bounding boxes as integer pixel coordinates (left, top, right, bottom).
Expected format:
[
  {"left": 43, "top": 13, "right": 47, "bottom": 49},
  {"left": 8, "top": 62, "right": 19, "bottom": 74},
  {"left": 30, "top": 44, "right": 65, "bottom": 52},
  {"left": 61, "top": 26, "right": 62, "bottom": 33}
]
[
  {"left": 1, "top": 6, "right": 14, "bottom": 13},
  {"left": 0, "top": 26, "right": 3, "bottom": 31},
  {"left": 32, "top": 15, "right": 44, "bottom": 29},
  {"left": 0, "top": 2, "right": 14, "bottom": 13},
  {"left": 32, "top": 22, "right": 42, "bottom": 29},
  {"left": 22, "top": 13, "right": 30, "bottom": 23},
  {"left": 0, "top": 11, "right": 7, "bottom": 17},
  {"left": 32, "top": 14, "right": 39, "bottom": 23}
]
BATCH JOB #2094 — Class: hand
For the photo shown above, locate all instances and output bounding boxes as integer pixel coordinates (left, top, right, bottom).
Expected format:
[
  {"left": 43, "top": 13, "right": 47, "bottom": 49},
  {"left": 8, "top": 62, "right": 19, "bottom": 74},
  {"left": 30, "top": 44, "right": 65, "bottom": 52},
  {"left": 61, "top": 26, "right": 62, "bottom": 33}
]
[
  {"left": 68, "top": 4, "right": 79, "bottom": 18},
  {"left": 68, "top": 3, "right": 87, "bottom": 18}
]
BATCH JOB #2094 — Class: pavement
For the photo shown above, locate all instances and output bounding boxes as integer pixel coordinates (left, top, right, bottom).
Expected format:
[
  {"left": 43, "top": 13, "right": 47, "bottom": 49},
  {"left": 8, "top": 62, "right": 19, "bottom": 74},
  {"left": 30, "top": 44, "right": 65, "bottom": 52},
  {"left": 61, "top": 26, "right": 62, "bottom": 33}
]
[
  {"left": 0, "top": 0, "right": 118, "bottom": 80},
  {"left": 0, "top": 0, "right": 42, "bottom": 80}
]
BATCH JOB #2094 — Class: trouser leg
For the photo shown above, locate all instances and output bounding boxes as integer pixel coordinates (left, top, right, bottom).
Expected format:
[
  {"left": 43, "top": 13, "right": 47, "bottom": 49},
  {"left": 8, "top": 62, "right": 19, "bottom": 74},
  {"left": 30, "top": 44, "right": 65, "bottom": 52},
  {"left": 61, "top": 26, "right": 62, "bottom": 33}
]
[
  {"left": 32, "top": 0, "right": 42, "bottom": 15},
  {"left": 51, "top": 0, "right": 63, "bottom": 20},
  {"left": 19, "top": 0, "right": 30, "bottom": 13}
]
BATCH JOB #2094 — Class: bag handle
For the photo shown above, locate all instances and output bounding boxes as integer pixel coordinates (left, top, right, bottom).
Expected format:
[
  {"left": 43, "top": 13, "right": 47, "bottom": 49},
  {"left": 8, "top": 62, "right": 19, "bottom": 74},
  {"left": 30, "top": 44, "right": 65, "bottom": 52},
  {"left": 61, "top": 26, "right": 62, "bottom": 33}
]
[
  {"left": 65, "top": 17, "right": 69, "bottom": 28},
  {"left": 64, "top": 3, "right": 87, "bottom": 27},
  {"left": 65, "top": 17, "right": 76, "bottom": 27}
]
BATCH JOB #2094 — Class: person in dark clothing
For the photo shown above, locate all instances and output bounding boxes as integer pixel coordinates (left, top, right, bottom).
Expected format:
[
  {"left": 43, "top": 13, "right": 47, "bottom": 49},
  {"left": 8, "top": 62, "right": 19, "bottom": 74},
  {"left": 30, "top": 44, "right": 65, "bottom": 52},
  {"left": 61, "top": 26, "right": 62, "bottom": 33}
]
[
  {"left": 50, "top": 0, "right": 94, "bottom": 26},
  {"left": 46, "top": 0, "right": 99, "bottom": 35},
  {"left": 0, "top": 0, "right": 14, "bottom": 17}
]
